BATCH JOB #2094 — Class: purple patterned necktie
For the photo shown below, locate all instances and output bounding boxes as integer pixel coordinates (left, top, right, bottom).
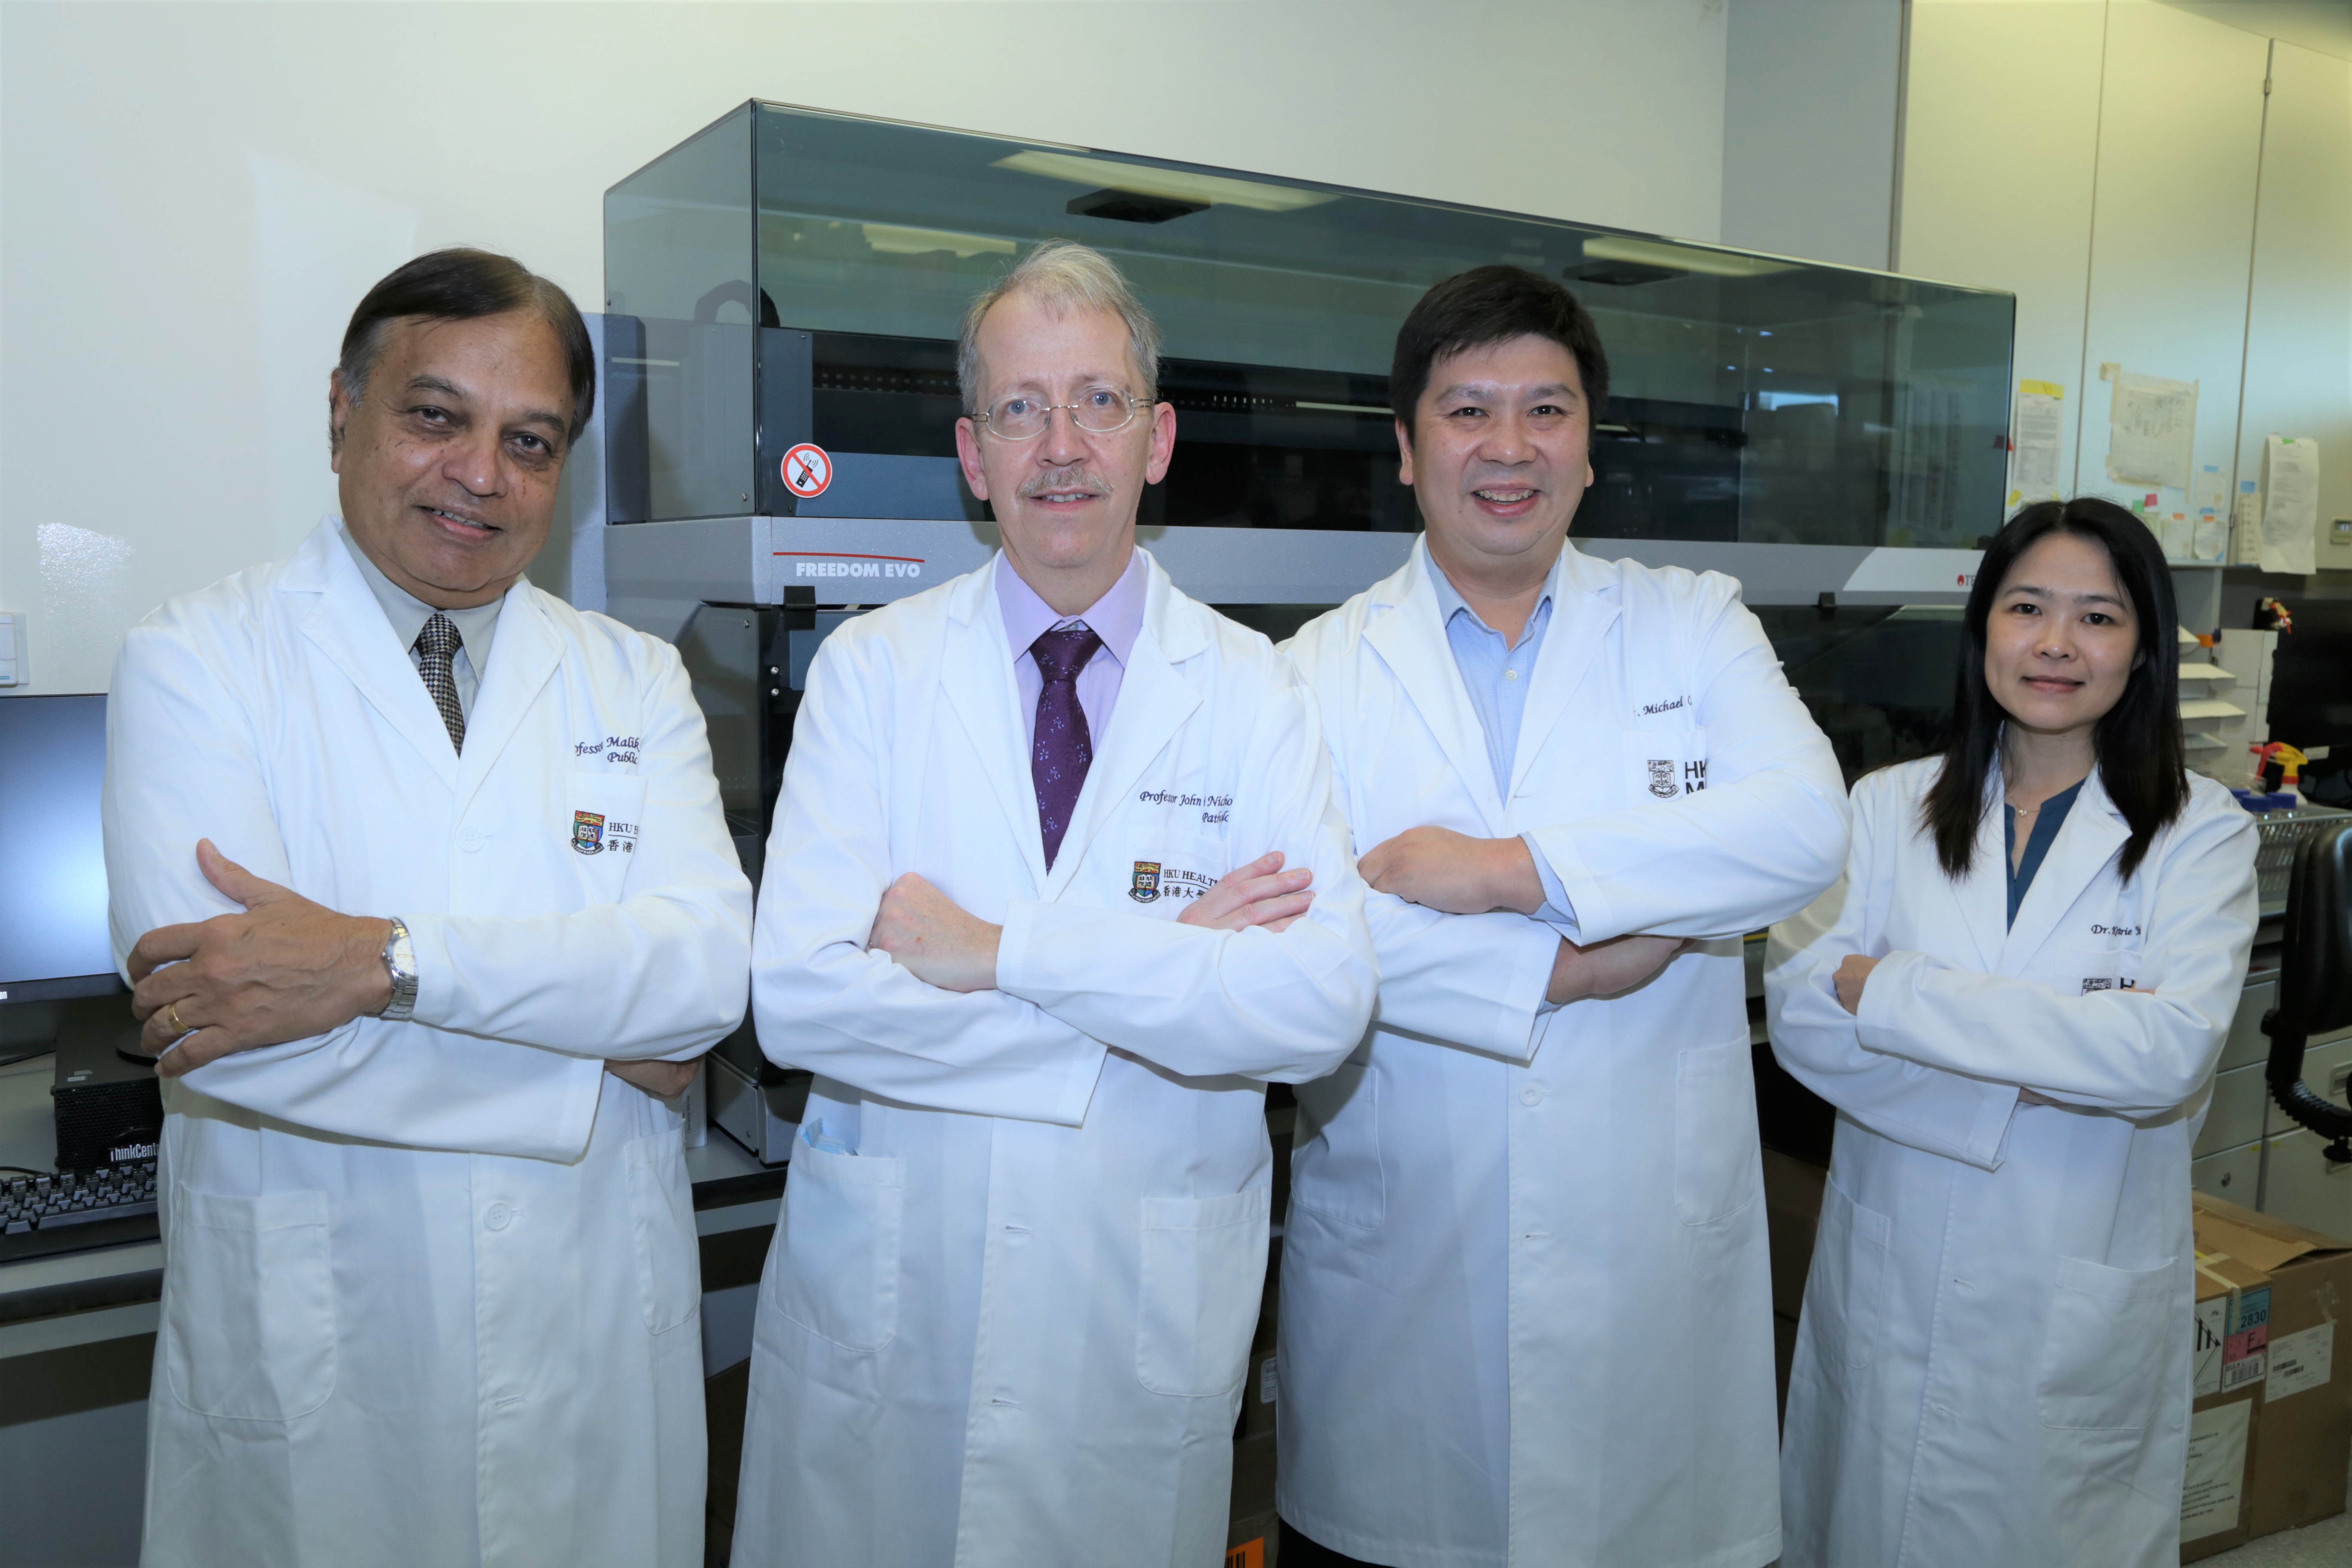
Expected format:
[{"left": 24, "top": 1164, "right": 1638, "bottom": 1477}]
[{"left": 1030, "top": 624, "right": 1104, "bottom": 870}]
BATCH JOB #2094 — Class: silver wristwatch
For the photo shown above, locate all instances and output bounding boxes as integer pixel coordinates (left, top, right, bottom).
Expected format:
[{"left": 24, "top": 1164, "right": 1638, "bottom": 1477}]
[{"left": 380, "top": 916, "right": 419, "bottom": 1022}]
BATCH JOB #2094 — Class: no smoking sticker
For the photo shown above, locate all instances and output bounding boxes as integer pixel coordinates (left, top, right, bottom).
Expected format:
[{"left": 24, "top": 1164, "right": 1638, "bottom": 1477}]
[{"left": 781, "top": 443, "right": 832, "bottom": 499}]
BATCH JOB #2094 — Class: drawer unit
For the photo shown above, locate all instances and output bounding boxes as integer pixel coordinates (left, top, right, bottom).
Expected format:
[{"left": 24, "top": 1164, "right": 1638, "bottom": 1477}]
[
  {"left": 2192, "top": 1142, "right": 2263, "bottom": 1205},
  {"left": 2257, "top": 1032, "right": 2352, "bottom": 1235},
  {"left": 2218, "top": 976, "right": 2278, "bottom": 1073},
  {"left": 2195, "top": 1061, "right": 2270, "bottom": 1161}
]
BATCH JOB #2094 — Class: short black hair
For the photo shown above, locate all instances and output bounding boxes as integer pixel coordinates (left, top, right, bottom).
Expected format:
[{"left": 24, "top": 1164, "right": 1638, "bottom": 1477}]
[
  {"left": 334, "top": 248, "right": 595, "bottom": 451},
  {"left": 1390, "top": 265, "right": 1610, "bottom": 435},
  {"left": 1920, "top": 496, "right": 2187, "bottom": 883}
]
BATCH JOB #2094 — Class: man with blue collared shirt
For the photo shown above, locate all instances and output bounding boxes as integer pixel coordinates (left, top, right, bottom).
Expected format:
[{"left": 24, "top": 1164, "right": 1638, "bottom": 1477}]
[{"left": 1277, "top": 266, "right": 1850, "bottom": 1568}]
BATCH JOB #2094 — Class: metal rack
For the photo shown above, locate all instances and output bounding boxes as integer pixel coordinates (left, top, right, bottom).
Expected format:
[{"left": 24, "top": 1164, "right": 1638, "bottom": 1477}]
[{"left": 2254, "top": 803, "right": 2351, "bottom": 914}]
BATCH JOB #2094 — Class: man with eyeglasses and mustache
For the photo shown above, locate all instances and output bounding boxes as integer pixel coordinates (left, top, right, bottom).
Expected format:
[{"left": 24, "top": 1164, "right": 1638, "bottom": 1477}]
[{"left": 732, "top": 240, "right": 1376, "bottom": 1568}]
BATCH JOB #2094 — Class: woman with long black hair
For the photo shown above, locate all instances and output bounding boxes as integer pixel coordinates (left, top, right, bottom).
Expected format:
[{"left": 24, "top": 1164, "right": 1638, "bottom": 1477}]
[{"left": 1766, "top": 497, "right": 2259, "bottom": 1566}]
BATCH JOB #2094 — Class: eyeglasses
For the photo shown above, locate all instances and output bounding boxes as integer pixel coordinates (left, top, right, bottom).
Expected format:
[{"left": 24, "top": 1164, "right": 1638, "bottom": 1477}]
[{"left": 977, "top": 386, "right": 1148, "bottom": 442}]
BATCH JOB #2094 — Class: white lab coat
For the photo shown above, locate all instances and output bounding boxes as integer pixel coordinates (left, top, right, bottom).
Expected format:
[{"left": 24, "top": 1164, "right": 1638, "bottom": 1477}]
[
  {"left": 734, "top": 549, "right": 1376, "bottom": 1568},
  {"left": 1276, "top": 538, "right": 1849, "bottom": 1568},
  {"left": 102, "top": 518, "right": 753, "bottom": 1568},
  {"left": 1766, "top": 758, "right": 2257, "bottom": 1568}
]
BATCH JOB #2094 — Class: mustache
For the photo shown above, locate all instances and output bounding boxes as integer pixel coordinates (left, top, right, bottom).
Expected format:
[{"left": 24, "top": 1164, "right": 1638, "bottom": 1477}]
[{"left": 1017, "top": 465, "right": 1115, "bottom": 501}]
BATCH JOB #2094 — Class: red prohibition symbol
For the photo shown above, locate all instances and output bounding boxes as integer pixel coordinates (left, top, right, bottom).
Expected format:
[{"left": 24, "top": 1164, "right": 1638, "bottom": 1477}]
[{"left": 781, "top": 443, "right": 833, "bottom": 499}]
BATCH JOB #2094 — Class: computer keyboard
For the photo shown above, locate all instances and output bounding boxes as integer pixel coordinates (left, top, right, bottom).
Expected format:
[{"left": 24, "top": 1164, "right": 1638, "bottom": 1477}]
[{"left": 0, "top": 1161, "right": 160, "bottom": 1264}]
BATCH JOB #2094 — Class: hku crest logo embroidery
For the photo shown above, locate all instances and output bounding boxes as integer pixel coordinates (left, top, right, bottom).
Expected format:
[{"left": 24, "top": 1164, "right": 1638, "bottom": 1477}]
[
  {"left": 1130, "top": 861, "right": 1162, "bottom": 903},
  {"left": 572, "top": 811, "right": 606, "bottom": 855},
  {"left": 1646, "top": 759, "right": 1678, "bottom": 799}
]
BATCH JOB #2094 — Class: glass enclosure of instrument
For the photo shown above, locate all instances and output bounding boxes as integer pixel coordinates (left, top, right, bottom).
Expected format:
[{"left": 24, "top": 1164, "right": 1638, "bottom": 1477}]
[{"left": 605, "top": 101, "right": 2015, "bottom": 545}]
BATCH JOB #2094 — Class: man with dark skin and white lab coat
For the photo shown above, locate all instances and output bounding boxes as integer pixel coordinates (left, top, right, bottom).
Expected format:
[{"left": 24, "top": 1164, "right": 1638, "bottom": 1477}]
[{"left": 106, "top": 248, "right": 750, "bottom": 1568}]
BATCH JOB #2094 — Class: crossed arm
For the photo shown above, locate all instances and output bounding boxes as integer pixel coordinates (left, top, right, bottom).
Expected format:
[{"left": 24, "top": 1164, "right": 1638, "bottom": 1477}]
[
  {"left": 867, "top": 849, "right": 1314, "bottom": 990},
  {"left": 123, "top": 842, "right": 699, "bottom": 1097},
  {"left": 104, "top": 617, "right": 746, "bottom": 1130},
  {"left": 1357, "top": 826, "right": 1690, "bottom": 1004}
]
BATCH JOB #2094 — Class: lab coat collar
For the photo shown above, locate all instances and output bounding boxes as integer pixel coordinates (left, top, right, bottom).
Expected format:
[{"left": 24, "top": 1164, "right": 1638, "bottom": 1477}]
[
  {"left": 453, "top": 580, "right": 563, "bottom": 805},
  {"left": 939, "top": 560, "right": 1046, "bottom": 890},
  {"left": 1508, "top": 540, "right": 1621, "bottom": 799},
  {"left": 285, "top": 518, "right": 466, "bottom": 789},
  {"left": 1943, "top": 769, "right": 2010, "bottom": 972},
  {"left": 1362, "top": 538, "right": 1619, "bottom": 830},
  {"left": 940, "top": 548, "right": 1206, "bottom": 899},
  {"left": 1997, "top": 761, "right": 2130, "bottom": 976},
  {"left": 1363, "top": 541, "right": 1508, "bottom": 830},
  {"left": 284, "top": 517, "right": 564, "bottom": 799}
]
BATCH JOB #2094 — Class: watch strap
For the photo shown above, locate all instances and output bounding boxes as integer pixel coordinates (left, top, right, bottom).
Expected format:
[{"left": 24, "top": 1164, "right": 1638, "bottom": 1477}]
[{"left": 380, "top": 915, "right": 419, "bottom": 1022}]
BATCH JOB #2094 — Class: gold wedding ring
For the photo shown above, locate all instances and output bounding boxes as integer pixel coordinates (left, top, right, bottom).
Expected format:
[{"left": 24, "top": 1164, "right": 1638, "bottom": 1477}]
[{"left": 164, "top": 1002, "right": 190, "bottom": 1039}]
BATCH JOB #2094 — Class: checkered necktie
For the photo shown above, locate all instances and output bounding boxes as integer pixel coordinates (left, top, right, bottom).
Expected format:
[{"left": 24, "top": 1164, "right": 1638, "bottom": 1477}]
[
  {"left": 1030, "top": 624, "right": 1102, "bottom": 870},
  {"left": 414, "top": 612, "right": 466, "bottom": 755}
]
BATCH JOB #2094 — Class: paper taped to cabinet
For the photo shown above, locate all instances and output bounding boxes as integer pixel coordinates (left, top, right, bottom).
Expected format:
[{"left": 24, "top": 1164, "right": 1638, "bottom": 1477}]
[
  {"left": 2009, "top": 380, "right": 2064, "bottom": 505},
  {"left": 2260, "top": 435, "right": 2320, "bottom": 576},
  {"left": 2104, "top": 369, "right": 2197, "bottom": 491}
]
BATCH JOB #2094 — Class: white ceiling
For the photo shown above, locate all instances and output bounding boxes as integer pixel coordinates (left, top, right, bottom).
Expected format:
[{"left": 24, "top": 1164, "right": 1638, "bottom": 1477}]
[{"left": 2159, "top": 1, "right": 2352, "bottom": 61}]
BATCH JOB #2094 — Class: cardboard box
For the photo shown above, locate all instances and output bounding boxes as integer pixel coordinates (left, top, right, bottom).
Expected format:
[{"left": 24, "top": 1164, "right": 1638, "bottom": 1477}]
[
  {"left": 2192, "top": 1192, "right": 2352, "bottom": 1540},
  {"left": 1226, "top": 1513, "right": 1276, "bottom": 1568},
  {"left": 2181, "top": 1229, "right": 2268, "bottom": 1560},
  {"left": 1230, "top": 1429, "right": 1278, "bottom": 1561},
  {"left": 1241, "top": 1345, "right": 1279, "bottom": 1439},
  {"left": 1762, "top": 1148, "right": 1827, "bottom": 1322}
]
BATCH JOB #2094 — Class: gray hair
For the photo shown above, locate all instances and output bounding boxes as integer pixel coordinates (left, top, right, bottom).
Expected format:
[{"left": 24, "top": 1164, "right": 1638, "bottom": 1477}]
[{"left": 956, "top": 240, "right": 1162, "bottom": 418}]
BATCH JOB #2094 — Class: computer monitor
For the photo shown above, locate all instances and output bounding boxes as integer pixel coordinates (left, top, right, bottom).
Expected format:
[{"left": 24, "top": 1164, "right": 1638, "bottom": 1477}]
[{"left": 0, "top": 695, "right": 122, "bottom": 1005}]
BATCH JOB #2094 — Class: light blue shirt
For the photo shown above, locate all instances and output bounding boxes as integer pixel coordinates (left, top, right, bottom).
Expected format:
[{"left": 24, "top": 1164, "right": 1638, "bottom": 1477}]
[{"left": 1427, "top": 556, "right": 1579, "bottom": 935}]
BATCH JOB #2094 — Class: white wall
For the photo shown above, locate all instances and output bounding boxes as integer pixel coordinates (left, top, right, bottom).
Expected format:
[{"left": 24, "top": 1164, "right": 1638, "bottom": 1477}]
[
  {"left": 2238, "top": 37, "right": 2352, "bottom": 563},
  {"left": 0, "top": 0, "right": 1735, "bottom": 696},
  {"left": 2073, "top": 1, "right": 2270, "bottom": 513},
  {"left": 1897, "top": 0, "right": 2108, "bottom": 491},
  {"left": 1900, "top": 0, "right": 2352, "bottom": 564},
  {"left": 1720, "top": 0, "right": 1905, "bottom": 268}
]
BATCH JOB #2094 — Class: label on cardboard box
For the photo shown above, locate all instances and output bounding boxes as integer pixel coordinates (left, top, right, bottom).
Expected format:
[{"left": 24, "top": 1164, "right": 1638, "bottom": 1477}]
[
  {"left": 2181, "top": 1398, "right": 2252, "bottom": 1543},
  {"left": 2222, "top": 1287, "right": 2272, "bottom": 1392},
  {"left": 2194, "top": 1297, "right": 2227, "bottom": 1398},
  {"left": 2264, "top": 1322, "right": 2334, "bottom": 1402}
]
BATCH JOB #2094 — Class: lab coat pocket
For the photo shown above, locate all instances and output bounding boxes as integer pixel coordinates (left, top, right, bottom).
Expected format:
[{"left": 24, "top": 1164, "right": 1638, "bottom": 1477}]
[
  {"left": 1806, "top": 1179, "right": 1892, "bottom": 1372},
  {"left": 625, "top": 1134, "right": 701, "bottom": 1335},
  {"left": 163, "top": 1188, "right": 336, "bottom": 1422},
  {"left": 2052, "top": 942, "right": 2132, "bottom": 997},
  {"left": 567, "top": 770, "right": 648, "bottom": 893},
  {"left": 1675, "top": 1041, "right": 1761, "bottom": 1226},
  {"left": 2037, "top": 1255, "right": 2177, "bottom": 1430},
  {"left": 775, "top": 1136, "right": 903, "bottom": 1353},
  {"left": 1289, "top": 1059, "right": 1383, "bottom": 1231},
  {"left": 1136, "top": 1186, "right": 1271, "bottom": 1398},
  {"left": 1127, "top": 828, "right": 1232, "bottom": 916},
  {"left": 1626, "top": 725, "right": 1710, "bottom": 804}
]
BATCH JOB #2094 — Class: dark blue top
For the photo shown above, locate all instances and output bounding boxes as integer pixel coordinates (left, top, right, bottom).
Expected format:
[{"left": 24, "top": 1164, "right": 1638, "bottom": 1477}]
[{"left": 2005, "top": 778, "right": 2086, "bottom": 928}]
